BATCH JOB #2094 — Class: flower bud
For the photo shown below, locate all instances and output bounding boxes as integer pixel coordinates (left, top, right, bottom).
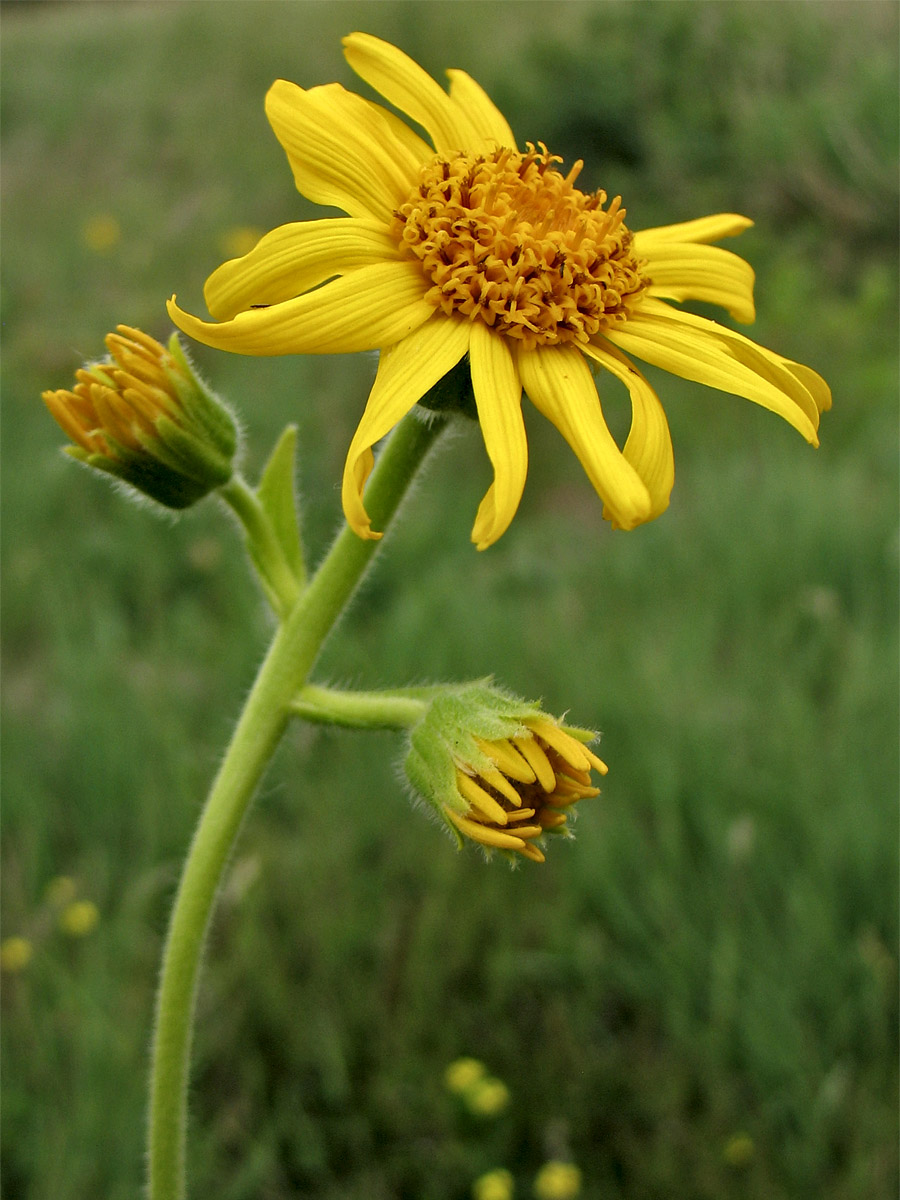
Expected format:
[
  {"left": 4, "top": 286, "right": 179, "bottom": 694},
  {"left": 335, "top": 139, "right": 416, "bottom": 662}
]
[
  {"left": 405, "top": 683, "right": 607, "bottom": 864},
  {"left": 42, "top": 326, "right": 238, "bottom": 508}
]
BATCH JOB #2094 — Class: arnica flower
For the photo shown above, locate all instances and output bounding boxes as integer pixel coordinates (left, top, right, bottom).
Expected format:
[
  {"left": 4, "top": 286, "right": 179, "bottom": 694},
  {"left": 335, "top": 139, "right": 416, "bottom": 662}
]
[
  {"left": 405, "top": 683, "right": 606, "bottom": 864},
  {"left": 43, "top": 326, "right": 237, "bottom": 509},
  {"left": 168, "top": 34, "right": 830, "bottom": 549},
  {"left": 473, "top": 1168, "right": 515, "bottom": 1200}
]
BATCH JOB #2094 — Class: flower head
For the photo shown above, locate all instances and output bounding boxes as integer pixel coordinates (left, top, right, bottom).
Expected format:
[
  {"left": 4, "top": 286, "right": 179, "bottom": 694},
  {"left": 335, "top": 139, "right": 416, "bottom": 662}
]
[
  {"left": 405, "top": 683, "right": 606, "bottom": 864},
  {"left": 0, "top": 936, "right": 34, "bottom": 973},
  {"left": 473, "top": 1169, "right": 515, "bottom": 1200},
  {"left": 43, "top": 326, "right": 238, "bottom": 509},
  {"left": 168, "top": 34, "right": 830, "bottom": 548},
  {"left": 59, "top": 900, "right": 99, "bottom": 938}
]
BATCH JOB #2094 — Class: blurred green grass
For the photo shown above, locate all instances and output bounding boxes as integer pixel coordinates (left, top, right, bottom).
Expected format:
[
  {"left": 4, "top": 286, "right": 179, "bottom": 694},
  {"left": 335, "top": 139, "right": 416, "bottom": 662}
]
[{"left": 1, "top": 2, "right": 897, "bottom": 1198}]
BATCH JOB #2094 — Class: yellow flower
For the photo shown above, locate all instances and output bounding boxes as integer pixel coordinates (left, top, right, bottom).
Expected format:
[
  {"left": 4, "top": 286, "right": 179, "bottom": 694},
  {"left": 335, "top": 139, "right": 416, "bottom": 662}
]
[
  {"left": 168, "top": 34, "right": 830, "bottom": 549},
  {"left": 44, "top": 875, "right": 79, "bottom": 909},
  {"left": 473, "top": 1168, "right": 515, "bottom": 1200},
  {"left": 43, "top": 326, "right": 238, "bottom": 509},
  {"left": 466, "top": 1077, "right": 511, "bottom": 1118},
  {"left": 81, "top": 213, "right": 121, "bottom": 252},
  {"left": 533, "top": 1161, "right": 582, "bottom": 1200},
  {"left": 59, "top": 900, "right": 99, "bottom": 937},
  {"left": 723, "top": 1132, "right": 755, "bottom": 1168},
  {"left": 445, "top": 1057, "right": 488, "bottom": 1094},
  {"left": 0, "top": 936, "right": 34, "bottom": 973}
]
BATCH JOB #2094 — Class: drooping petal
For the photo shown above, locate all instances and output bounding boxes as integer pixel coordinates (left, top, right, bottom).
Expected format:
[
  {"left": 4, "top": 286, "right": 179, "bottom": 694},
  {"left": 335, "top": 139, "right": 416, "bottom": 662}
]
[
  {"left": 343, "top": 32, "right": 480, "bottom": 154},
  {"left": 468, "top": 322, "right": 527, "bottom": 549},
  {"left": 265, "top": 80, "right": 427, "bottom": 221},
  {"left": 341, "top": 315, "right": 471, "bottom": 538},
  {"left": 634, "top": 213, "right": 754, "bottom": 248},
  {"left": 516, "top": 343, "right": 652, "bottom": 530},
  {"left": 642, "top": 242, "right": 756, "bottom": 324},
  {"left": 204, "top": 218, "right": 404, "bottom": 320},
  {"left": 581, "top": 341, "right": 674, "bottom": 522},
  {"left": 446, "top": 69, "right": 517, "bottom": 150},
  {"left": 633, "top": 299, "right": 826, "bottom": 430},
  {"left": 168, "top": 262, "right": 433, "bottom": 356},
  {"left": 606, "top": 302, "right": 822, "bottom": 444}
]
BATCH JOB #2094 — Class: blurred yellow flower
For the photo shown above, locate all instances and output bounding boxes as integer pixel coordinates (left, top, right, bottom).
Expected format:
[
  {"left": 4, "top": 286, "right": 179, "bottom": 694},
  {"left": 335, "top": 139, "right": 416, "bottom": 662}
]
[
  {"left": 59, "top": 900, "right": 99, "bottom": 938},
  {"left": 81, "top": 214, "right": 121, "bottom": 252},
  {"left": 533, "top": 1160, "right": 581, "bottom": 1200},
  {"left": 169, "top": 33, "right": 830, "bottom": 549},
  {"left": 466, "top": 1076, "right": 511, "bottom": 1118},
  {"left": 445, "top": 1057, "right": 488, "bottom": 1094},
  {"left": 44, "top": 875, "right": 79, "bottom": 909},
  {"left": 0, "top": 936, "right": 34, "bottom": 973},
  {"left": 723, "top": 1132, "right": 755, "bottom": 1168},
  {"left": 473, "top": 1168, "right": 515, "bottom": 1200}
]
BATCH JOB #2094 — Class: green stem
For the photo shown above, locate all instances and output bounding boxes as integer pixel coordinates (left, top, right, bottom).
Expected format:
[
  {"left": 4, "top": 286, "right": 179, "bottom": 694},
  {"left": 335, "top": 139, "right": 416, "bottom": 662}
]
[
  {"left": 219, "top": 475, "right": 301, "bottom": 617},
  {"left": 147, "top": 411, "right": 445, "bottom": 1200},
  {"left": 290, "top": 683, "right": 429, "bottom": 729}
]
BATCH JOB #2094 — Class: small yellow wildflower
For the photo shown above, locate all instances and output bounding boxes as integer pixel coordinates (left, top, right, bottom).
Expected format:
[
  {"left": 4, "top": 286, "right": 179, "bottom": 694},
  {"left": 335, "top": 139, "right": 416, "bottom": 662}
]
[
  {"left": 445, "top": 1057, "right": 488, "bottom": 1094},
  {"left": 473, "top": 1168, "right": 515, "bottom": 1200},
  {"left": 44, "top": 875, "right": 79, "bottom": 909},
  {"left": 59, "top": 900, "right": 99, "bottom": 938},
  {"left": 81, "top": 214, "right": 121, "bottom": 252},
  {"left": 533, "top": 1160, "right": 582, "bottom": 1200},
  {"left": 43, "top": 326, "right": 238, "bottom": 509},
  {"left": 169, "top": 33, "right": 830, "bottom": 550},
  {"left": 466, "top": 1077, "right": 510, "bottom": 1118},
  {"left": 723, "top": 1132, "right": 755, "bottom": 1168},
  {"left": 0, "top": 936, "right": 34, "bottom": 973}
]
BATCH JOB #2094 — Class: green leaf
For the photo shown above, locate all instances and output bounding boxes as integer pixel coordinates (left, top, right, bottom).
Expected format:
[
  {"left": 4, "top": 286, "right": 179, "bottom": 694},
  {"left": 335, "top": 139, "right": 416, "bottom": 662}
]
[{"left": 255, "top": 424, "right": 305, "bottom": 586}]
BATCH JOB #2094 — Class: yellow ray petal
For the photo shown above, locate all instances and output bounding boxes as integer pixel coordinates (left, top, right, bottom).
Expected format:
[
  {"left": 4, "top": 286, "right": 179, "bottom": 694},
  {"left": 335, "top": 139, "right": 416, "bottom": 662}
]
[
  {"left": 343, "top": 32, "right": 480, "bottom": 154},
  {"left": 642, "top": 242, "right": 756, "bottom": 324},
  {"left": 456, "top": 772, "right": 509, "bottom": 825},
  {"left": 265, "top": 81, "right": 425, "bottom": 221},
  {"left": 446, "top": 809, "right": 526, "bottom": 850},
  {"left": 468, "top": 322, "right": 528, "bottom": 550},
  {"left": 526, "top": 719, "right": 592, "bottom": 772},
  {"left": 606, "top": 305, "right": 821, "bottom": 444},
  {"left": 446, "top": 69, "right": 517, "bottom": 150},
  {"left": 341, "top": 315, "right": 470, "bottom": 538},
  {"left": 168, "top": 262, "right": 432, "bottom": 356},
  {"left": 634, "top": 213, "right": 754, "bottom": 248},
  {"left": 517, "top": 343, "right": 652, "bottom": 530},
  {"left": 511, "top": 736, "right": 556, "bottom": 792},
  {"left": 474, "top": 737, "right": 536, "bottom": 783},
  {"left": 204, "top": 218, "right": 403, "bottom": 321},
  {"left": 580, "top": 341, "right": 674, "bottom": 523},
  {"left": 636, "top": 299, "right": 826, "bottom": 429}
]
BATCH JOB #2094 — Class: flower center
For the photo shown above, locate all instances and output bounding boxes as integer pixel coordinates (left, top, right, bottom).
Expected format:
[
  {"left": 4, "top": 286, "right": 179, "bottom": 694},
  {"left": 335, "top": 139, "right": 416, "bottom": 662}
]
[{"left": 393, "top": 144, "right": 650, "bottom": 349}]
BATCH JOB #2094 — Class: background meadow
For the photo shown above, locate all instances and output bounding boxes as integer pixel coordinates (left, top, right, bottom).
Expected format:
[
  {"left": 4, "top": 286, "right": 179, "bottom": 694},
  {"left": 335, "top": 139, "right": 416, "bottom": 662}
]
[{"left": 1, "top": 2, "right": 897, "bottom": 1197}]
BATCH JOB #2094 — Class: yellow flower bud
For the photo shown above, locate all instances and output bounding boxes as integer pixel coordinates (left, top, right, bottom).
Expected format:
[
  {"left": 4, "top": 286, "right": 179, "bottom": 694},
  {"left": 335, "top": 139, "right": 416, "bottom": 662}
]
[
  {"left": 473, "top": 1168, "right": 515, "bottom": 1200},
  {"left": 533, "top": 1160, "right": 581, "bottom": 1200},
  {"left": 59, "top": 900, "right": 99, "bottom": 938},
  {"left": 43, "top": 326, "right": 238, "bottom": 508}
]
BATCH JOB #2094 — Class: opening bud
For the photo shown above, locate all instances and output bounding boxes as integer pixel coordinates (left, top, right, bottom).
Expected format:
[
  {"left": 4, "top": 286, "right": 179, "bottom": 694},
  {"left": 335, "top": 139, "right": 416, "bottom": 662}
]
[
  {"left": 42, "top": 326, "right": 238, "bottom": 508},
  {"left": 405, "top": 682, "right": 607, "bottom": 864}
]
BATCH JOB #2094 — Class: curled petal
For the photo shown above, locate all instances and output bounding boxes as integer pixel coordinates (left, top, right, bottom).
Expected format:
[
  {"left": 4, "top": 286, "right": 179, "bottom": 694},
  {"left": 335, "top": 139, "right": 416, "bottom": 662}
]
[
  {"left": 342, "top": 315, "right": 471, "bottom": 538},
  {"left": 265, "top": 80, "right": 427, "bottom": 220},
  {"left": 468, "top": 322, "right": 527, "bottom": 549},
  {"left": 581, "top": 342, "right": 674, "bottom": 523},
  {"left": 635, "top": 213, "right": 754, "bottom": 248},
  {"left": 343, "top": 32, "right": 480, "bottom": 153},
  {"left": 643, "top": 242, "right": 756, "bottom": 324},
  {"left": 168, "top": 262, "right": 433, "bottom": 356},
  {"left": 204, "top": 218, "right": 403, "bottom": 320},
  {"left": 516, "top": 343, "right": 652, "bottom": 530},
  {"left": 607, "top": 302, "right": 822, "bottom": 443}
]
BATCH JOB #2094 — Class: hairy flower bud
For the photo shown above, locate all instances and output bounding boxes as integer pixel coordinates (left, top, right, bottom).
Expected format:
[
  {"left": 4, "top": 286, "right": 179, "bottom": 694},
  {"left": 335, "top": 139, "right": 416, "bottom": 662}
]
[
  {"left": 42, "top": 326, "right": 238, "bottom": 508},
  {"left": 405, "top": 682, "right": 606, "bottom": 863}
]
